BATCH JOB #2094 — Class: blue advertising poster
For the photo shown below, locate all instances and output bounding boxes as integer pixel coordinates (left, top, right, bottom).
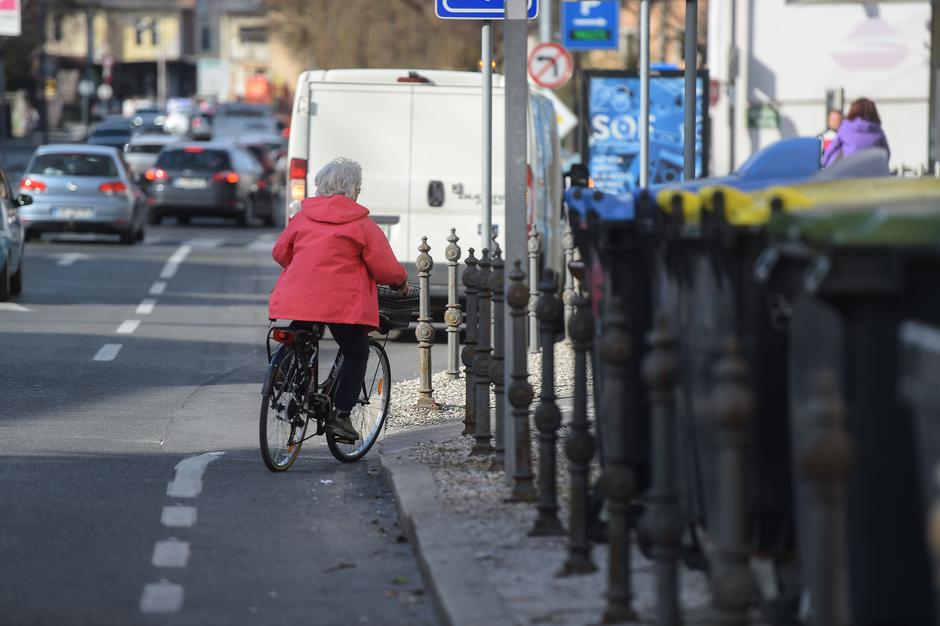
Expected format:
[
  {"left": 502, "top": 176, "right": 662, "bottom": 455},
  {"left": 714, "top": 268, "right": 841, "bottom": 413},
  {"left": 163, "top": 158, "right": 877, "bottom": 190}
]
[{"left": 584, "top": 71, "right": 709, "bottom": 195}]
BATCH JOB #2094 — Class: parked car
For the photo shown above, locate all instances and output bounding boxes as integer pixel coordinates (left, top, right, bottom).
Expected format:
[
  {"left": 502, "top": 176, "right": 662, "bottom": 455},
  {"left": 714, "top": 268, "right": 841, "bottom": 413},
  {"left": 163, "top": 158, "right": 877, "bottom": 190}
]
[
  {"left": 142, "top": 142, "right": 273, "bottom": 226},
  {"left": 0, "top": 168, "right": 27, "bottom": 301},
  {"left": 17, "top": 145, "right": 148, "bottom": 244},
  {"left": 124, "top": 133, "right": 179, "bottom": 180},
  {"left": 87, "top": 119, "right": 135, "bottom": 151}
]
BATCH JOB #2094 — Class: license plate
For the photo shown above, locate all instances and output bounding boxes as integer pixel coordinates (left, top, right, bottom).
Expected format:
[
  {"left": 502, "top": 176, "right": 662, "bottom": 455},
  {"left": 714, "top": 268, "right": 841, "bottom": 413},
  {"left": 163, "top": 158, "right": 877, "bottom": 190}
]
[
  {"left": 53, "top": 207, "right": 94, "bottom": 219},
  {"left": 174, "top": 177, "right": 209, "bottom": 190}
]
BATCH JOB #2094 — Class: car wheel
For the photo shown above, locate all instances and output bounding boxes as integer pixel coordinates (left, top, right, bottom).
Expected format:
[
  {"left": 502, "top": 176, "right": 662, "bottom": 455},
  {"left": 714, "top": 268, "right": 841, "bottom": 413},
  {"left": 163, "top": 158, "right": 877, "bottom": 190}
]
[
  {"left": 147, "top": 210, "right": 161, "bottom": 225},
  {"left": 10, "top": 258, "right": 22, "bottom": 295},
  {"left": 236, "top": 197, "right": 253, "bottom": 228},
  {"left": 135, "top": 224, "right": 145, "bottom": 242},
  {"left": 262, "top": 212, "right": 275, "bottom": 227},
  {"left": 0, "top": 260, "right": 10, "bottom": 302},
  {"left": 24, "top": 230, "right": 39, "bottom": 242},
  {"left": 177, "top": 215, "right": 190, "bottom": 226},
  {"left": 119, "top": 228, "right": 135, "bottom": 245}
]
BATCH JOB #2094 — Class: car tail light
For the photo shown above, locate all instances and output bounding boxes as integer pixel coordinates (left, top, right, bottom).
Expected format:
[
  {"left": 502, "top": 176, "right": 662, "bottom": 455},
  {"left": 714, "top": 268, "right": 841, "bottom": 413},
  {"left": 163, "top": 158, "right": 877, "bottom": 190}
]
[
  {"left": 20, "top": 178, "right": 46, "bottom": 193},
  {"left": 183, "top": 146, "right": 205, "bottom": 153},
  {"left": 98, "top": 181, "right": 127, "bottom": 195},
  {"left": 212, "top": 171, "right": 239, "bottom": 184},
  {"left": 145, "top": 168, "right": 168, "bottom": 182},
  {"left": 281, "top": 126, "right": 290, "bottom": 138},
  {"left": 271, "top": 329, "right": 294, "bottom": 344},
  {"left": 289, "top": 158, "right": 307, "bottom": 202}
]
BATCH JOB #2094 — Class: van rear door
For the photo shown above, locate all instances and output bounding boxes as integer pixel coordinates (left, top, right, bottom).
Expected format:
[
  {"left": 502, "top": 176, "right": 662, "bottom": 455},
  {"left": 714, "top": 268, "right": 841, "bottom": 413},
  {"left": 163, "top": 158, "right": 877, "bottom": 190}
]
[{"left": 307, "top": 83, "right": 412, "bottom": 259}]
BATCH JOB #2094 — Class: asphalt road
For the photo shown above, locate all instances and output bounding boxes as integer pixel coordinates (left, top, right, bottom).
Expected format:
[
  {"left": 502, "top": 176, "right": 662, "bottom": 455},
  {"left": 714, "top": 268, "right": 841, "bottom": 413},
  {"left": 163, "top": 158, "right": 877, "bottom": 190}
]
[{"left": 0, "top": 219, "right": 437, "bottom": 626}]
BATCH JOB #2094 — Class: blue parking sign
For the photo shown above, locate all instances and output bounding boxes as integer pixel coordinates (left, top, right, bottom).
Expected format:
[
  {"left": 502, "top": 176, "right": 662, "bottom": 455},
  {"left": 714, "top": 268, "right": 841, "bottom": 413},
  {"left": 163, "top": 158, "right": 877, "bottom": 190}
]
[
  {"left": 436, "top": 0, "right": 538, "bottom": 20},
  {"left": 562, "top": 1, "right": 619, "bottom": 50}
]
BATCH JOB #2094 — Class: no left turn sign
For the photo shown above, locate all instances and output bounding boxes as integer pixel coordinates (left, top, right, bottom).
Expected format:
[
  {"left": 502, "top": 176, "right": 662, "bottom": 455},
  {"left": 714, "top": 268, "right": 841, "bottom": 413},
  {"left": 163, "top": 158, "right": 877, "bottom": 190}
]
[{"left": 527, "top": 42, "right": 573, "bottom": 90}]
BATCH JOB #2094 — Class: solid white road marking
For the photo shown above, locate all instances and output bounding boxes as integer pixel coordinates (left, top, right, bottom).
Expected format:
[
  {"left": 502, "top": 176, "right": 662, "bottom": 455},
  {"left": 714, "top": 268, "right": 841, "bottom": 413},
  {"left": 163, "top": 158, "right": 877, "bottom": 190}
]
[
  {"left": 92, "top": 344, "right": 122, "bottom": 361},
  {"left": 160, "top": 245, "right": 191, "bottom": 279},
  {"left": 183, "top": 238, "right": 224, "bottom": 248},
  {"left": 136, "top": 299, "right": 157, "bottom": 315},
  {"left": 152, "top": 538, "right": 190, "bottom": 568},
  {"left": 116, "top": 320, "right": 140, "bottom": 334},
  {"left": 166, "top": 451, "right": 225, "bottom": 498},
  {"left": 140, "top": 580, "right": 184, "bottom": 613},
  {"left": 51, "top": 252, "right": 92, "bottom": 266},
  {"left": 0, "top": 302, "right": 32, "bottom": 312},
  {"left": 247, "top": 237, "right": 275, "bottom": 251},
  {"left": 149, "top": 281, "right": 167, "bottom": 295},
  {"left": 161, "top": 505, "right": 197, "bottom": 528}
]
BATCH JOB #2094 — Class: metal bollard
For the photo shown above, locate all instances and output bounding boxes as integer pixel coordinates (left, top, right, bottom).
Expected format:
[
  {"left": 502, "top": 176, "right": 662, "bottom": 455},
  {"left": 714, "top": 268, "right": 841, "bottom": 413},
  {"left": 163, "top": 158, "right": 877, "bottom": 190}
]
[
  {"left": 415, "top": 237, "right": 438, "bottom": 409},
  {"left": 461, "top": 249, "right": 479, "bottom": 436},
  {"left": 444, "top": 228, "right": 462, "bottom": 378},
  {"left": 471, "top": 249, "right": 494, "bottom": 456},
  {"left": 560, "top": 292, "right": 598, "bottom": 575},
  {"left": 527, "top": 224, "right": 542, "bottom": 354},
  {"left": 530, "top": 268, "right": 565, "bottom": 535},
  {"left": 709, "top": 337, "right": 754, "bottom": 626},
  {"left": 599, "top": 296, "right": 639, "bottom": 623},
  {"left": 507, "top": 259, "right": 536, "bottom": 502},
  {"left": 562, "top": 224, "right": 576, "bottom": 345},
  {"left": 642, "top": 311, "right": 682, "bottom": 626},
  {"left": 490, "top": 246, "right": 506, "bottom": 470},
  {"left": 800, "top": 371, "right": 852, "bottom": 626}
]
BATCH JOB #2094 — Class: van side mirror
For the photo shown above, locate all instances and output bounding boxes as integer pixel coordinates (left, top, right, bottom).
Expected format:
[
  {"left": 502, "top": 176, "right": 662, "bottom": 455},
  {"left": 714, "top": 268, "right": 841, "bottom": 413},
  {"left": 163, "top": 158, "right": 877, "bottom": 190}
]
[
  {"left": 427, "top": 180, "right": 445, "bottom": 207},
  {"left": 15, "top": 194, "right": 32, "bottom": 207}
]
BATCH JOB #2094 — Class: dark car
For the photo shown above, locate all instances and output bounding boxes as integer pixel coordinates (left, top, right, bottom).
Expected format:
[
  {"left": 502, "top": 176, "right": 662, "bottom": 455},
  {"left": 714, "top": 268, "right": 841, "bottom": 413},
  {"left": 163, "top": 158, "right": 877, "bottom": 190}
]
[
  {"left": 131, "top": 107, "right": 167, "bottom": 134},
  {"left": 87, "top": 119, "right": 135, "bottom": 150},
  {"left": 142, "top": 142, "right": 274, "bottom": 226},
  {"left": 0, "top": 168, "right": 29, "bottom": 300}
]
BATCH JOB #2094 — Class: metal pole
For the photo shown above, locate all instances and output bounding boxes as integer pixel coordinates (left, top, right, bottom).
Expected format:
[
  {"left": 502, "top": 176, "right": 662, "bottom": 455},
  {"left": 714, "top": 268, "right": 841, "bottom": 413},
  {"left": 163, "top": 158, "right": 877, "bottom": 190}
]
[
  {"left": 490, "top": 246, "right": 507, "bottom": 470},
  {"left": 84, "top": 9, "right": 94, "bottom": 134},
  {"left": 507, "top": 259, "right": 536, "bottom": 502},
  {"left": 527, "top": 225, "right": 541, "bottom": 353},
  {"left": 539, "top": 0, "right": 553, "bottom": 42},
  {"left": 462, "top": 249, "right": 480, "bottom": 436},
  {"left": 38, "top": 0, "right": 49, "bottom": 144},
  {"left": 0, "top": 57, "right": 6, "bottom": 168},
  {"left": 415, "top": 237, "right": 439, "bottom": 409},
  {"left": 683, "top": 0, "right": 698, "bottom": 181},
  {"left": 930, "top": 0, "right": 940, "bottom": 170},
  {"left": 639, "top": 0, "right": 651, "bottom": 188},
  {"left": 482, "top": 21, "right": 493, "bottom": 252},
  {"left": 471, "top": 249, "right": 494, "bottom": 456},
  {"left": 444, "top": 229, "right": 462, "bottom": 378},
  {"left": 562, "top": 225, "right": 575, "bottom": 344}
]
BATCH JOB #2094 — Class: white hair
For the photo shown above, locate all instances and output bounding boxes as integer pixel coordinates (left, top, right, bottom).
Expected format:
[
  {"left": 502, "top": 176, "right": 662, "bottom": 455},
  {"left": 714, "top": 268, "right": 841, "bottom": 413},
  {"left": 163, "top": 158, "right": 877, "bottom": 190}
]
[{"left": 314, "top": 157, "right": 363, "bottom": 200}]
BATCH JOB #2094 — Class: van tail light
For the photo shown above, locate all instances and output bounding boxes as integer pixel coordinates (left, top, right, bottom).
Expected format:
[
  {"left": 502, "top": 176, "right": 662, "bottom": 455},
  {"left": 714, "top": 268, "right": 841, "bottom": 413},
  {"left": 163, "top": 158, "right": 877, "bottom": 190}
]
[
  {"left": 145, "top": 168, "right": 168, "bottom": 182},
  {"left": 20, "top": 178, "right": 46, "bottom": 193},
  {"left": 289, "top": 157, "right": 307, "bottom": 202},
  {"left": 212, "top": 171, "right": 240, "bottom": 184},
  {"left": 98, "top": 181, "right": 127, "bottom": 195},
  {"left": 271, "top": 329, "right": 295, "bottom": 344}
]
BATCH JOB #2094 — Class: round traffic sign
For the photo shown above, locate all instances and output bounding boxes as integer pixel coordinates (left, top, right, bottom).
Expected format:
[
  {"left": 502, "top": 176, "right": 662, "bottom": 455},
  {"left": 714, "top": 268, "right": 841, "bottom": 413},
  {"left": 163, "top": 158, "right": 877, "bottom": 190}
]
[
  {"left": 78, "top": 79, "right": 95, "bottom": 97},
  {"left": 527, "top": 42, "right": 574, "bottom": 90}
]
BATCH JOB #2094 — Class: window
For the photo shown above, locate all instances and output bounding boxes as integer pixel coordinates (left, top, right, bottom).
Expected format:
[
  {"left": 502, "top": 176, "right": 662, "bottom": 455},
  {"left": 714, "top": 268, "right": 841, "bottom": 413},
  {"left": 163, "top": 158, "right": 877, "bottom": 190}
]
[
  {"left": 29, "top": 153, "right": 120, "bottom": 177},
  {"left": 156, "top": 149, "right": 231, "bottom": 172},
  {"left": 239, "top": 26, "right": 267, "bottom": 44},
  {"left": 201, "top": 25, "right": 210, "bottom": 51}
]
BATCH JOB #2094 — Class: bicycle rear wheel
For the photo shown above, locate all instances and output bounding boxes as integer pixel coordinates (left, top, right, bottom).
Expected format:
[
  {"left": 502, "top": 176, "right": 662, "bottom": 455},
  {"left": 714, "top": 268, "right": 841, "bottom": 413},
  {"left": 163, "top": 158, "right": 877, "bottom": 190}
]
[
  {"left": 327, "top": 339, "right": 391, "bottom": 462},
  {"left": 260, "top": 346, "right": 309, "bottom": 472}
]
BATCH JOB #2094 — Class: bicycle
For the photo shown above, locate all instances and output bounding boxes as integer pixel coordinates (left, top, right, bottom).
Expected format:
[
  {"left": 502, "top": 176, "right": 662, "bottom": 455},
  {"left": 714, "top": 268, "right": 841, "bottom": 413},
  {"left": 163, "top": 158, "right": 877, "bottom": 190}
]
[{"left": 259, "top": 285, "right": 419, "bottom": 469}]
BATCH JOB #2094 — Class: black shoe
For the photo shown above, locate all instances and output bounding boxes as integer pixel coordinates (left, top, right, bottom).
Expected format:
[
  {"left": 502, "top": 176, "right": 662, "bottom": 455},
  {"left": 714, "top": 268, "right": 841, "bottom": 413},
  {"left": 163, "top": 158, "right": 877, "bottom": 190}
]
[{"left": 327, "top": 410, "right": 360, "bottom": 443}]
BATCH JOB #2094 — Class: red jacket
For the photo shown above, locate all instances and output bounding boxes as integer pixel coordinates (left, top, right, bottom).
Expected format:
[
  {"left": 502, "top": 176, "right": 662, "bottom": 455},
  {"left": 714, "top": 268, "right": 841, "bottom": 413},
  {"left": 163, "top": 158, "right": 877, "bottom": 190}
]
[{"left": 268, "top": 195, "right": 407, "bottom": 328}]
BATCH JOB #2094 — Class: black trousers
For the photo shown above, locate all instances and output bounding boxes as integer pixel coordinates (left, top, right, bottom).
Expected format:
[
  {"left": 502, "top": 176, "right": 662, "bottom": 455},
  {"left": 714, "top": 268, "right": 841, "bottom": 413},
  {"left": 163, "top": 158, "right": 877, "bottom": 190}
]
[{"left": 327, "top": 323, "right": 370, "bottom": 412}]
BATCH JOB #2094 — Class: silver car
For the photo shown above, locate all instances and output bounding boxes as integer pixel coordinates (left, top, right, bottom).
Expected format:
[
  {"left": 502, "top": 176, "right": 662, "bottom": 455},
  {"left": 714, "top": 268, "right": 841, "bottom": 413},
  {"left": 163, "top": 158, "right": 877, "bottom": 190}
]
[
  {"left": 17, "top": 145, "right": 148, "bottom": 244},
  {"left": 124, "top": 133, "right": 179, "bottom": 180}
]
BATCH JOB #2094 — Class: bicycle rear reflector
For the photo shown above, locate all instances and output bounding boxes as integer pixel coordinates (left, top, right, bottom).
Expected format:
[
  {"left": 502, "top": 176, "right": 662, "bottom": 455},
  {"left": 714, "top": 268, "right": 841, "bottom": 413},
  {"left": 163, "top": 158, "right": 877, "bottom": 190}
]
[{"left": 271, "top": 329, "right": 294, "bottom": 344}]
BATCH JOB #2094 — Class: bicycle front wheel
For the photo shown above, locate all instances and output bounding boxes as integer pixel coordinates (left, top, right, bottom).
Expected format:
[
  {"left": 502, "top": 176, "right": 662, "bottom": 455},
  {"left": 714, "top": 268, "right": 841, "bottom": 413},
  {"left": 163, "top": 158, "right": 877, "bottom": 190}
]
[
  {"left": 327, "top": 339, "right": 391, "bottom": 462},
  {"left": 260, "top": 346, "right": 309, "bottom": 472}
]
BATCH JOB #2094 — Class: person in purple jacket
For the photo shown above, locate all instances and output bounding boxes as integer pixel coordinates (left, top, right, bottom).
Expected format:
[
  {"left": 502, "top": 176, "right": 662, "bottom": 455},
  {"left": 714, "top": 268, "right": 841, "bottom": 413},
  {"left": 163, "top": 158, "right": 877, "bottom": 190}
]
[{"left": 821, "top": 97, "right": 890, "bottom": 167}]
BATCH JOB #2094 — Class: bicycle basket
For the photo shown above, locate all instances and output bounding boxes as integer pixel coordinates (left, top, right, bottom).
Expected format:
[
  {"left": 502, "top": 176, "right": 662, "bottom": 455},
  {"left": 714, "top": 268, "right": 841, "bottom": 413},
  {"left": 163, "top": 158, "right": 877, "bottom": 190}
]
[{"left": 377, "top": 285, "right": 419, "bottom": 331}]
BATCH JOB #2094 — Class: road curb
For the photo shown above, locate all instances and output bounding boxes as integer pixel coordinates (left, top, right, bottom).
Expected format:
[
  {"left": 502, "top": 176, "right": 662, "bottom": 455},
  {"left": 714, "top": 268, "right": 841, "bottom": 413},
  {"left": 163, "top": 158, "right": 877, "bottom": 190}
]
[{"left": 378, "top": 423, "right": 516, "bottom": 626}]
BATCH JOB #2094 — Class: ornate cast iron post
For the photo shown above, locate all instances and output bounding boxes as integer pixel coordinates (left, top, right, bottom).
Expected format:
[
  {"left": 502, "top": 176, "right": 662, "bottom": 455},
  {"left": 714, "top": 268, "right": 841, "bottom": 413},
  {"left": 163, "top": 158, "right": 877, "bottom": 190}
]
[
  {"left": 415, "top": 237, "right": 438, "bottom": 409},
  {"left": 444, "top": 228, "right": 462, "bottom": 378},
  {"left": 461, "top": 249, "right": 479, "bottom": 436},
  {"left": 562, "top": 225, "right": 576, "bottom": 345},
  {"left": 560, "top": 292, "right": 597, "bottom": 575},
  {"left": 530, "top": 269, "right": 565, "bottom": 535},
  {"left": 471, "top": 249, "right": 494, "bottom": 456},
  {"left": 599, "top": 296, "right": 639, "bottom": 623},
  {"left": 642, "top": 311, "right": 683, "bottom": 626},
  {"left": 710, "top": 337, "right": 754, "bottom": 626},
  {"left": 507, "top": 259, "right": 536, "bottom": 502},
  {"left": 800, "top": 371, "right": 852, "bottom": 626},
  {"left": 527, "top": 224, "right": 542, "bottom": 354},
  {"left": 490, "top": 246, "right": 507, "bottom": 470}
]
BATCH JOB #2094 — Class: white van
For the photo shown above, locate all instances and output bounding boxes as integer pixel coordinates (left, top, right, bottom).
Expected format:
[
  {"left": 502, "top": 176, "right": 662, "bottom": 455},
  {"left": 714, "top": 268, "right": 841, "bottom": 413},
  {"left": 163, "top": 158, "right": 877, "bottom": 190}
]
[{"left": 285, "top": 69, "right": 563, "bottom": 296}]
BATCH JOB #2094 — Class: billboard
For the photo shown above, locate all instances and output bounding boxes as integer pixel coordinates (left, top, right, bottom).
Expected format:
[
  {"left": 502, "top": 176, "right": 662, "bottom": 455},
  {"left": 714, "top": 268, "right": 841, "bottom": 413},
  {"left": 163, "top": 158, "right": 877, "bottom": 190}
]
[
  {"left": 0, "top": 0, "right": 21, "bottom": 37},
  {"left": 582, "top": 70, "right": 709, "bottom": 195}
]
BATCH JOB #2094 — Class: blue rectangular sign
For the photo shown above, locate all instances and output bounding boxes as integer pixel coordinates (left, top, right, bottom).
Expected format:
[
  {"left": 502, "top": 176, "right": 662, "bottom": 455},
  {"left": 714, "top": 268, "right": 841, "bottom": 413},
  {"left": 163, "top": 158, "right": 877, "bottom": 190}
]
[
  {"left": 436, "top": 0, "right": 538, "bottom": 20},
  {"left": 585, "top": 72, "right": 709, "bottom": 195},
  {"left": 562, "top": 1, "right": 619, "bottom": 51}
]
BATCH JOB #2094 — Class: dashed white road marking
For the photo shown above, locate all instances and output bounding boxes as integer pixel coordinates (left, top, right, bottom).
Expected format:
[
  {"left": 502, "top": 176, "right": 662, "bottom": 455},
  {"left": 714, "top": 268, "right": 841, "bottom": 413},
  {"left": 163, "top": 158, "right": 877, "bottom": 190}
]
[
  {"left": 149, "top": 281, "right": 167, "bottom": 295},
  {"left": 161, "top": 505, "right": 197, "bottom": 528},
  {"left": 152, "top": 539, "right": 190, "bottom": 568},
  {"left": 166, "top": 451, "right": 225, "bottom": 498},
  {"left": 136, "top": 299, "right": 157, "bottom": 315},
  {"left": 92, "top": 344, "right": 122, "bottom": 361},
  {"left": 160, "top": 245, "right": 191, "bottom": 279},
  {"left": 140, "top": 580, "right": 184, "bottom": 613},
  {"left": 51, "top": 252, "right": 92, "bottom": 266},
  {"left": 183, "top": 238, "right": 224, "bottom": 248},
  {"left": 0, "top": 302, "right": 32, "bottom": 312},
  {"left": 247, "top": 236, "right": 276, "bottom": 251},
  {"left": 116, "top": 320, "right": 141, "bottom": 334}
]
